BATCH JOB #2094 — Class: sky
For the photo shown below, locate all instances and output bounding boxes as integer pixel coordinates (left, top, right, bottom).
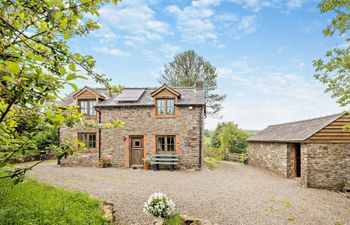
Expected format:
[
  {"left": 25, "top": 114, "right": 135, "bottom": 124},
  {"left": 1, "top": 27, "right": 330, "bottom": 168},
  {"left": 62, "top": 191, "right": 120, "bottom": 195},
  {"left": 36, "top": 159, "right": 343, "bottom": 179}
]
[{"left": 64, "top": 0, "right": 347, "bottom": 130}]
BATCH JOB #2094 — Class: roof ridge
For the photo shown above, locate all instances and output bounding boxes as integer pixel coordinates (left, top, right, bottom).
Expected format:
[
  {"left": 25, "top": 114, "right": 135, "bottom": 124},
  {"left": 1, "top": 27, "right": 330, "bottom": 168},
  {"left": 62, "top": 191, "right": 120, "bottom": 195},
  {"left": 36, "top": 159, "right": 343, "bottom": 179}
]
[{"left": 268, "top": 113, "right": 341, "bottom": 127}]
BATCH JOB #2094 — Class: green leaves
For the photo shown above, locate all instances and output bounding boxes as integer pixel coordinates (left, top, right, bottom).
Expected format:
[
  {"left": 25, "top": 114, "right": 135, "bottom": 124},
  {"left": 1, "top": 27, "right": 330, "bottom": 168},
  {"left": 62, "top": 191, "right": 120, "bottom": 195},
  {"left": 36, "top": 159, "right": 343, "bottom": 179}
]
[
  {"left": 68, "top": 83, "right": 78, "bottom": 91},
  {"left": 159, "top": 50, "right": 225, "bottom": 117},
  {"left": 0, "top": 0, "right": 121, "bottom": 181},
  {"left": 314, "top": 1, "right": 350, "bottom": 108}
]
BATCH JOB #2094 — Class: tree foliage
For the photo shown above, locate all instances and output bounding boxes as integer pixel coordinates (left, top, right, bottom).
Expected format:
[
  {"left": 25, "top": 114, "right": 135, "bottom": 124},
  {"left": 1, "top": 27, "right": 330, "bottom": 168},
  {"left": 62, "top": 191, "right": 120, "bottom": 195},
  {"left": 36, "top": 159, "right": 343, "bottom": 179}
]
[
  {"left": 159, "top": 50, "right": 226, "bottom": 117},
  {"left": 210, "top": 122, "right": 250, "bottom": 153},
  {"left": 314, "top": 0, "right": 350, "bottom": 107},
  {"left": 0, "top": 0, "right": 122, "bottom": 182}
]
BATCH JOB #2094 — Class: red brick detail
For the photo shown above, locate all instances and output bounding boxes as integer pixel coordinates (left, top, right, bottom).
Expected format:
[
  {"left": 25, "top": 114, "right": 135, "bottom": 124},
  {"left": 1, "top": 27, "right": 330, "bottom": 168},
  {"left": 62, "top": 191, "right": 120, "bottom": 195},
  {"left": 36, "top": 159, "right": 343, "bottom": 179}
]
[{"left": 124, "top": 135, "right": 130, "bottom": 167}]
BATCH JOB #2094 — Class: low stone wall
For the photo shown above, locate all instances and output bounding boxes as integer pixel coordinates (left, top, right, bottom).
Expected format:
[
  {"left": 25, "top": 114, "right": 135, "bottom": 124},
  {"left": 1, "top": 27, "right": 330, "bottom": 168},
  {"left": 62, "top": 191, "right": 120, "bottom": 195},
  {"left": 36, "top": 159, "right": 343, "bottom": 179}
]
[
  {"left": 247, "top": 142, "right": 289, "bottom": 177},
  {"left": 60, "top": 151, "right": 99, "bottom": 167},
  {"left": 303, "top": 143, "right": 350, "bottom": 190}
]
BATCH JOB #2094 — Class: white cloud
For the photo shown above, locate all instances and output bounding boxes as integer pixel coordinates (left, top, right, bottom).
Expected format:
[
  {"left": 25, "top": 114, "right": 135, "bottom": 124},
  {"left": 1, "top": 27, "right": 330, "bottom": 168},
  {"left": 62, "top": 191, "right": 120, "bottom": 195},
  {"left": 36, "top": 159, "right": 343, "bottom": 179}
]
[
  {"left": 212, "top": 56, "right": 342, "bottom": 130},
  {"left": 92, "top": 24, "right": 118, "bottom": 42},
  {"left": 238, "top": 15, "right": 257, "bottom": 34},
  {"left": 92, "top": 47, "right": 130, "bottom": 57},
  {"left": 165, "top": 0, "right": 219, "bottom": 42},
  {"left": 228, "top": 0, "right": 306, "bottom": 12},
  {"left": 142, "top": 43, "right": 181, "bottom": 62},
  {"left": 99, "top": 1, "right": 169, "bottom": 45},
  {"left": 287, "top": 0, "right": 304, "bottom": 9},
  {"left": 229, "top": 0, "right": 274, "bottom": 12}
]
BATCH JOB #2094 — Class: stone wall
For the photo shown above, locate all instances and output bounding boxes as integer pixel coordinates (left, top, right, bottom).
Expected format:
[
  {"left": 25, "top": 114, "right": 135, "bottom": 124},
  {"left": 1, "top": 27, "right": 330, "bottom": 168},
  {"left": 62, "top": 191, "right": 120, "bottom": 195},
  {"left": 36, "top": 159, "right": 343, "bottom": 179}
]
[
  {"left": 302, "top": 143, "right": 350, "bottom": 190},
  {"left": 59, "top": 123, "right": 99, "bottom": 167},
  {"left": 247, "top": 142, "right": 290, "bottom": 176},
  {"left": 100, "top": 105, "right": 204, "bottom": 169}
]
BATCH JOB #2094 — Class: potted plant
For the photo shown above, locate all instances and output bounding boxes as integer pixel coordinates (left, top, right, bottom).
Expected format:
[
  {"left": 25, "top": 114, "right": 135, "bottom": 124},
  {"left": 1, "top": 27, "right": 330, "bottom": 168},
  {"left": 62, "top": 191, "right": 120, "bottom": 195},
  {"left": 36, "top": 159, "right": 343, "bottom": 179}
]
[
  {"left": 99, "top": 158, "right": 112, "bottom": 168},
  {"left": 144, "top": 159, "right": 151, "bottom": 170}
]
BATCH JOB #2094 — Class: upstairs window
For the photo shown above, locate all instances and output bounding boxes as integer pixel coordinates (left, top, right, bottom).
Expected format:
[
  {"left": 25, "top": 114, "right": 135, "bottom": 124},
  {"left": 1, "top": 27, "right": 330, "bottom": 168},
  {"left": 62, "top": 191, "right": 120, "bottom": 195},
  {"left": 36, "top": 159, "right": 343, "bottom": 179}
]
[
  {"left": 79, "top": 100, "right": 96, "bottom": 115},
  {"left": 157, "top": 136, "right": 175, "bottom": 152},
  {"left": 79, "top": 133, "right": 96, "bottom": 148},
  {"left": 156, "top": 99, "right": 175, "bottom": 115}
]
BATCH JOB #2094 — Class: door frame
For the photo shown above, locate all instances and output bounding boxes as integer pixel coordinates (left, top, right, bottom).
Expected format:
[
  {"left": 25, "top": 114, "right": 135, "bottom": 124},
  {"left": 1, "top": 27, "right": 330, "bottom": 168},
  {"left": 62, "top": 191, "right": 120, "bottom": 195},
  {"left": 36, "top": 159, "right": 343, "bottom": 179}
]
[
  {"left": 291, "top": 143, "right": 301, "bottom": 177},
  {"left": 129, "top": 135, "right": 144, "bottom": 167}
]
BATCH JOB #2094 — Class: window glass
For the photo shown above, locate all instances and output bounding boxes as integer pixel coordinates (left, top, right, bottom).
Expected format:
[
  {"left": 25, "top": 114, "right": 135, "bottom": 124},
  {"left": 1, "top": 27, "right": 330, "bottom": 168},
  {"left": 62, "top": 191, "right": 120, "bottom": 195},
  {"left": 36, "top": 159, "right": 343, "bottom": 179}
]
[
  {"left": 79, "top": 100, "right": 96, "bottom": 116},
  {"left": 79, "top": 133, "right": 96, "bottom": 149},
  {"left": 79, "top": 101, "right": 88, "bottom": 114},
  {"left": 157, "top": 99, "right": 174, "bottom": 115},
  {"left": 89, "top": 134, "right": 96, "bottom": 148},
  {"left": 157, "top": 136, "right": 175, "bottom": 152},
  {"left": 157, "top": 99, "right": 165, "bottom": 115},
  {"left": 90, "top": 101, "right": 96, "bottom": 115},
  {"left": 157, "top": 137, "right": 165, "bottom": 151},
  {"left": 166, "top": 99, "right": 175, "bottom": 114}
]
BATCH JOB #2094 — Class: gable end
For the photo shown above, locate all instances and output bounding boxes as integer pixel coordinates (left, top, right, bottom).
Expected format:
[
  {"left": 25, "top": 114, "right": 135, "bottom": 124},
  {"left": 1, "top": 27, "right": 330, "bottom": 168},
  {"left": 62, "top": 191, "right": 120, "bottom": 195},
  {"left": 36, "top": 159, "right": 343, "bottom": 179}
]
[{"left": 307, "top": 114, "right": 350, "bottom": 143}]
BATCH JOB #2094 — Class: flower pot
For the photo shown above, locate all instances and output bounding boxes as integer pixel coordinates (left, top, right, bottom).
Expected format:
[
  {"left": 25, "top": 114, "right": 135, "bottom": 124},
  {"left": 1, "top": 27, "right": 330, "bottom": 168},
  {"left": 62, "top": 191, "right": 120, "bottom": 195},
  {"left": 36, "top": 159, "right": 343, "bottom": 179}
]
[{"left": 144, "top": 163, "right": 150, "bottom": 170}]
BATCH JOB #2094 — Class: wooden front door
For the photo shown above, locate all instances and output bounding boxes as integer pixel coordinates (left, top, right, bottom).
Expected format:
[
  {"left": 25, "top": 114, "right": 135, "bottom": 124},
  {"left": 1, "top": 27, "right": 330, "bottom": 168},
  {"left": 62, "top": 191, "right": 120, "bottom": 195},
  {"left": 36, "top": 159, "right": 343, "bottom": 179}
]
[{"left": 130, "top": 136, "right": 143, "bottom": 166}]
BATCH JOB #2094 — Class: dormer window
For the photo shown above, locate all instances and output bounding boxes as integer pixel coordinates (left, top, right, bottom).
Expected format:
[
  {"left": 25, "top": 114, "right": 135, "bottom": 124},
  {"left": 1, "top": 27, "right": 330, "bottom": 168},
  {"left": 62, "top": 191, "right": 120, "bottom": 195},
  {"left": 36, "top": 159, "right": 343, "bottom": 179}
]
[
  {"left": 157, "top": 99, "right": 175, "bottom": 115},
  {"left": 78, "top": 100, "right": 96, "bottom": 116}
]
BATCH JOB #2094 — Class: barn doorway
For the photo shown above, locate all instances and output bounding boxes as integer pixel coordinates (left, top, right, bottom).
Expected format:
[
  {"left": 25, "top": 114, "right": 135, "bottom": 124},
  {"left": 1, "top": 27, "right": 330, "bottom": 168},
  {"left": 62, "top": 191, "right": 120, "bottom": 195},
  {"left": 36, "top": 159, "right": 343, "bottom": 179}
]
[{"left": 292, "top": 143, "right": 301, "bottom": 177}]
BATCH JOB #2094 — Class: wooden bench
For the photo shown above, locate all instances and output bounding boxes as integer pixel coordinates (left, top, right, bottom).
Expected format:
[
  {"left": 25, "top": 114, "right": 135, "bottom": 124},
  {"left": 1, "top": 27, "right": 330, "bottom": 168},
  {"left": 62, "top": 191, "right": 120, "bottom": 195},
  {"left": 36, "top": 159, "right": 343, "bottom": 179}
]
[{"left": 150, "top": 154, "right": 179, "bottom": 171}]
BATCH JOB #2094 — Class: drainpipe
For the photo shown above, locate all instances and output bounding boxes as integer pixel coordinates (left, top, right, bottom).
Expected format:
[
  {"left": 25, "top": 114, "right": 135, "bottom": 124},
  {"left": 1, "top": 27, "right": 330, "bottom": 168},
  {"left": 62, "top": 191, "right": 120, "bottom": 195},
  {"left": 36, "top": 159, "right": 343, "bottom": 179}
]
[
  {"left": 198, "top": 106, "right": 203, "bottom": 168},
  {"left": 95, "top": 107, "right": 102, "bottom": 160}
]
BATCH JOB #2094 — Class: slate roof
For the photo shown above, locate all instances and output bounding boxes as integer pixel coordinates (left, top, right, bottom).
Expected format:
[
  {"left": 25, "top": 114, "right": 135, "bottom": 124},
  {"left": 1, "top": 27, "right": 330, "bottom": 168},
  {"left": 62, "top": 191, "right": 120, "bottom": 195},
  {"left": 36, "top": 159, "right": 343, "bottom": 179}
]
[
  {"left": 59, "top": 87, "right": 206, "bottom": 107},
  {"left": 247, "top": 114, "right": 342, "bottom": 143}
]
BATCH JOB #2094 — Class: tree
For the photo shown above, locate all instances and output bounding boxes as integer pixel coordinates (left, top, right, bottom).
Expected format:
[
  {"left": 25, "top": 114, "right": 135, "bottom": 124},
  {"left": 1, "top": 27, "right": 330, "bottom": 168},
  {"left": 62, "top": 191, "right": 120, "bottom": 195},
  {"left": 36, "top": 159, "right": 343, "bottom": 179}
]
[
  {"left": 218, "top": 122, "right": 250, "bottom": 153},
  {"left": 159, "top": 50, "right": 226, "bottom": 117},
  {"left": 0, "top": 0, "right": 122, "bottom": 182},
  {"left": 210, "top": 122, "right": 250, "bottom": 153},
  {"left": 313, "top": 1, "right": 350, "bottom": 107}
]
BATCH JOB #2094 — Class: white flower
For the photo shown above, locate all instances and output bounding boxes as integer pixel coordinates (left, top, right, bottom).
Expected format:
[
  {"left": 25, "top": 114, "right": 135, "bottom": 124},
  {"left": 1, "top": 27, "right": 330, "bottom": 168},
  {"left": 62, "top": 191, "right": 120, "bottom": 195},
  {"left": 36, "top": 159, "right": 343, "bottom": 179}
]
[{"left": 143, "top": 192, "right": 176, "bottom": 218}]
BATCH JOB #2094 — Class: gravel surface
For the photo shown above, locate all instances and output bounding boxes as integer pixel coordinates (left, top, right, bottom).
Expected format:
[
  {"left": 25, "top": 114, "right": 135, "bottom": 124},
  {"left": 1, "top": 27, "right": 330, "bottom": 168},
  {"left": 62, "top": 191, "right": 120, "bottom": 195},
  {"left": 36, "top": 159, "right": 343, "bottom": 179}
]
[{"left": 30, "top": 161, "right": 350, "bottom": 225}]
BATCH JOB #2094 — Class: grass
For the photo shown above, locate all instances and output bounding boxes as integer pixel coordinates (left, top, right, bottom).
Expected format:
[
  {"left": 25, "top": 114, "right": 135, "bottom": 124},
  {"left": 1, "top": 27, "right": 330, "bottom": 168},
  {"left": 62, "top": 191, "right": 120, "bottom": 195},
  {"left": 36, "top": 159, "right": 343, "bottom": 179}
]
[
  {"left": 0, "top": 177, "right": 110, "bottom": 225},
  {"left": 204, "top": 157, "right": 221, "bottom": 170},
  {"left": 164, "top": 214, "right": 183, "bottom": 225}
]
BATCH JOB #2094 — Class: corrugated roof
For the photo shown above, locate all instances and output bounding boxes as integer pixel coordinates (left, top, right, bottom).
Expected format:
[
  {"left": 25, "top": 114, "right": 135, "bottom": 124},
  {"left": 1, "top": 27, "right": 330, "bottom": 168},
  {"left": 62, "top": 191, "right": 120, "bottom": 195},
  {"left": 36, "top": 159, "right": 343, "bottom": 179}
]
[
  {"left": 58, "top": 86, "right": 205, "bottom": 107},
  {"left": 247, "top": 114, "right": 342, "bottom": 143}
]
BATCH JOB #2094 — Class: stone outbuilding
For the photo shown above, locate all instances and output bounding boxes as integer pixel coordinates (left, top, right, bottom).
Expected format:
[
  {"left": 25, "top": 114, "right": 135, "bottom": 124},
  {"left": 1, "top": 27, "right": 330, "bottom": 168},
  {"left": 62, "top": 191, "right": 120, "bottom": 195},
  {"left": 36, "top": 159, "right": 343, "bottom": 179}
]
[{"left": 248, "top": 114, "right": 350, "bottom": 190}]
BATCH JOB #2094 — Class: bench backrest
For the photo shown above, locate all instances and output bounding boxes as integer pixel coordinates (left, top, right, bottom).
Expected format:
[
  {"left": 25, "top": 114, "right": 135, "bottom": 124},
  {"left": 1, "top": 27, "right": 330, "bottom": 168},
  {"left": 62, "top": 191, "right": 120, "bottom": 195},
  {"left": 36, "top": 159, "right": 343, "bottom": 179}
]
[{"left": 151, "top": 154, "right": 178, "bottom": 159}]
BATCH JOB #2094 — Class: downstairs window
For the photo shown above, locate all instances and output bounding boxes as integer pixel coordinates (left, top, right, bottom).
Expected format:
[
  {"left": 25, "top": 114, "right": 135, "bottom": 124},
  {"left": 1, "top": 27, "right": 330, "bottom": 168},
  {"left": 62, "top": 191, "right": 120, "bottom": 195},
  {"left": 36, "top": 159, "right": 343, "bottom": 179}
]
[
  {"left": 157, "top": 136, "right": 175, "bottom": 152},
  {"left": 79, "top": 133, "right": 96, "bottom": 148}
]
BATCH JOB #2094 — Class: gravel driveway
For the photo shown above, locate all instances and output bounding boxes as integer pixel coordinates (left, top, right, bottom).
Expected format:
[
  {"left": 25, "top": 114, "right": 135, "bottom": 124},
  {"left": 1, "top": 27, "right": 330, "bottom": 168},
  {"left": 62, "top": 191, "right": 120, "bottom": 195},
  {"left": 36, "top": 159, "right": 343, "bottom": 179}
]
[{"left": 30, "top": 161, "right": 350, "bottom": 225}]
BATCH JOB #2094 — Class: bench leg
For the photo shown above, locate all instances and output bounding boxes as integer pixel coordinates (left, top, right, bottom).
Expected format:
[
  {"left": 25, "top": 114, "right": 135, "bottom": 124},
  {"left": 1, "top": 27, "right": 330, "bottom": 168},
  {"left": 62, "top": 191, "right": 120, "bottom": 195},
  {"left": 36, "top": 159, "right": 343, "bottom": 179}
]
[{"left": 152, "top": 164, "right": 159, "bottom": 171}]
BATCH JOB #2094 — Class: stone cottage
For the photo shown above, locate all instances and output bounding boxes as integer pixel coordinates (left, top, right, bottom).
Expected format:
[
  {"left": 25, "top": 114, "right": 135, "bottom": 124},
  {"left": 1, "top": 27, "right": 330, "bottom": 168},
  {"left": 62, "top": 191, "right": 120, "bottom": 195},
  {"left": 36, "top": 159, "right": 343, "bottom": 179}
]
[
  {"left": 58, "top": 84, "right": 206, "bottom": 169},
  {"left": 248, "top": 114, "right": 350, "bottom": 190}
]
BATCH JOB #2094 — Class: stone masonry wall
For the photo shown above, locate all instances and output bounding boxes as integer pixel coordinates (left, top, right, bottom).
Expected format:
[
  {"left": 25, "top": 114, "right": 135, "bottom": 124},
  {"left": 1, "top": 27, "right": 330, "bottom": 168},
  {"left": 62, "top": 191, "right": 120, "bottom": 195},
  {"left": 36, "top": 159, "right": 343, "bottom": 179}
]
[
  {"left": 100, "top": 106, "right": 204, "bottom": 169},
  {"left": 302, "top": 143, "right": 350, "bottom": 190},
  {"left": 247, "top": 142, "right": 289, "bottom": 177},
  {"left": 59, "top": 124, "right": 99, "bottom": 167}
]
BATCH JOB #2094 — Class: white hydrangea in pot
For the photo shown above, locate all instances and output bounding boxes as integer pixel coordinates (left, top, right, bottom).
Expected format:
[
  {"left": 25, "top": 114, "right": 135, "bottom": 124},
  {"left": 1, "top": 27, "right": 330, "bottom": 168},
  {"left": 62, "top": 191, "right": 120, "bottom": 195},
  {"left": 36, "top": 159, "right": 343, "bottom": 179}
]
[{"left": 143, "top": 192, "right": 175, "bottom": 218}]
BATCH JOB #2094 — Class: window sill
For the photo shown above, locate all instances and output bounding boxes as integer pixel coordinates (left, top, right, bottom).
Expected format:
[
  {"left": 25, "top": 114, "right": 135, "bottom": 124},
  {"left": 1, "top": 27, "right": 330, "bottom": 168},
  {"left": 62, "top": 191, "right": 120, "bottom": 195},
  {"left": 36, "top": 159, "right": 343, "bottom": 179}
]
[{"left": 154, "top": 114, "right": 176, "bottom": 119}]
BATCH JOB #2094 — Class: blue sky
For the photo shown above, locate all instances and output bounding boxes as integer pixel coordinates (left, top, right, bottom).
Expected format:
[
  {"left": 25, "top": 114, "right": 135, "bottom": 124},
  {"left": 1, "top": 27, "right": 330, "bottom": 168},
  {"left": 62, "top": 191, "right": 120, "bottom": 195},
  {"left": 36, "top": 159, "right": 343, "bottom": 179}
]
[{"left": 65, "top": 0, "right": 346, "bottom": 130}]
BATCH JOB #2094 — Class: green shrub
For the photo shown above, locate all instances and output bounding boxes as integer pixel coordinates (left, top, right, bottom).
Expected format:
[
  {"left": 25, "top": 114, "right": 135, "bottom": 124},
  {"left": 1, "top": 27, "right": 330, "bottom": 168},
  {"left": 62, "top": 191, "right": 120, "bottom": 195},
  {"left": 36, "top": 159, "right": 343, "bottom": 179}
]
[
  {"left": 99, "top": 158, "right": 112, "bottom": 168},
  {"left": 0, "top": 178, "right": 110, "bottom": 225},
  {"left": 164, "top": 214, "right": 183, "bottom": 225}
]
